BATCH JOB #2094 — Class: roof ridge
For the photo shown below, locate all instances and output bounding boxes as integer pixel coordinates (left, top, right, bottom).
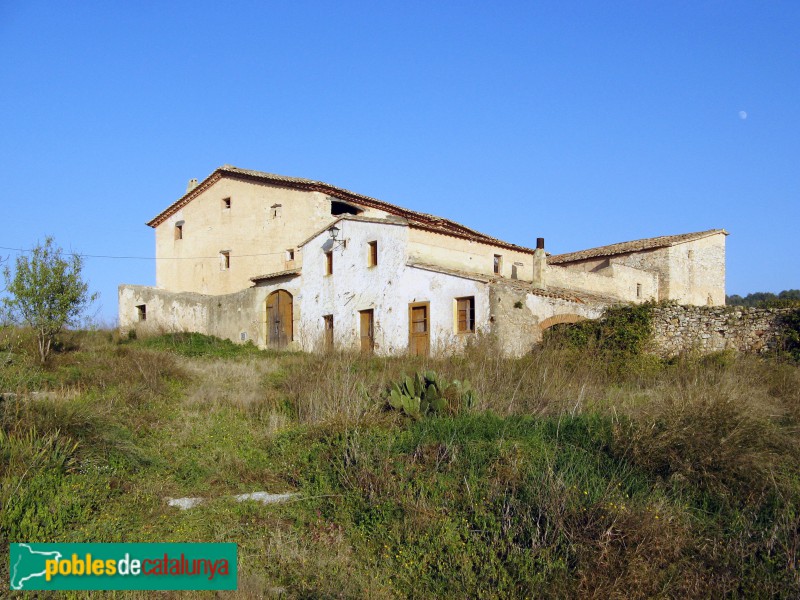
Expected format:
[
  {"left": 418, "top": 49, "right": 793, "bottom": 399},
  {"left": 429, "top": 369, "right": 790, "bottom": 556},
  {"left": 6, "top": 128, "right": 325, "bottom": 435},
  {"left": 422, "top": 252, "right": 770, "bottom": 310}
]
[
  {"left": 147, "top": 165, "right": 537, "bottom": 254},
  {"left": 548, "top": 229, "right": 728, "bottom": 264}
]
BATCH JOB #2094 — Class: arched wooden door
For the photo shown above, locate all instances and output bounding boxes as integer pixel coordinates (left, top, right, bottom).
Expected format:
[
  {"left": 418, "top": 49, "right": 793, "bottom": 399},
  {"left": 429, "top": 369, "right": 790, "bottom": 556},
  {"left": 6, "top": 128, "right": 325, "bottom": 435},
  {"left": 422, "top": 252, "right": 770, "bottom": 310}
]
[{"left": 266, "top": 290, "right": 293, "bottom": 347}]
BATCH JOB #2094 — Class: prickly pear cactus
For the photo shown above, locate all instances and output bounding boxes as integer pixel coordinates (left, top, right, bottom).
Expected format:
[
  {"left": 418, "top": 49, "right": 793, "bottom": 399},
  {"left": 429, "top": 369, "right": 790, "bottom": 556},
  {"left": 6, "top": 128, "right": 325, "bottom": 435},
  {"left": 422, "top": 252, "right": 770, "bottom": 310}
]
[{"left": 386, "top": 371, "right": 476, "bottom": 418}]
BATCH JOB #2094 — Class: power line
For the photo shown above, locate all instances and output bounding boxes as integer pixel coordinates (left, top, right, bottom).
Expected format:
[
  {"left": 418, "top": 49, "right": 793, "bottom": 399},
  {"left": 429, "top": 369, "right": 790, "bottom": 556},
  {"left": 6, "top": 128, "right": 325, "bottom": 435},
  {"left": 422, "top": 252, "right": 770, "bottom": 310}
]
[{"left": 0, "top": 246, "right": 289, "bottom": 261}]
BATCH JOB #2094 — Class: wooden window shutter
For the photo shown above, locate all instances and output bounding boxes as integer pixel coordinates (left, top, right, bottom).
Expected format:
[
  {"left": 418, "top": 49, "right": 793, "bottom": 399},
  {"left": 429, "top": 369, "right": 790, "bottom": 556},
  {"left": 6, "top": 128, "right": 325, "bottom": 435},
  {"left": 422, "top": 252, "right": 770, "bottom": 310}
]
[
  {"left": 456, "top": 297, "right": 475, "bottom": 333},
  {"left": 368, "top": 241, "right": 378, "bottom": 267}
]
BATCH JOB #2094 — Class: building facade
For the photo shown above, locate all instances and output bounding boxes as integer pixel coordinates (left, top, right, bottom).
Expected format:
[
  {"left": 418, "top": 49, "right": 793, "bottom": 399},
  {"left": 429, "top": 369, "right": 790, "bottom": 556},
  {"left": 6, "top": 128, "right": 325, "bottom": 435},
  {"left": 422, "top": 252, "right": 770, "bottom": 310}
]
[{"left": 119, "top": 165, "right": 728, "bottom": 356}]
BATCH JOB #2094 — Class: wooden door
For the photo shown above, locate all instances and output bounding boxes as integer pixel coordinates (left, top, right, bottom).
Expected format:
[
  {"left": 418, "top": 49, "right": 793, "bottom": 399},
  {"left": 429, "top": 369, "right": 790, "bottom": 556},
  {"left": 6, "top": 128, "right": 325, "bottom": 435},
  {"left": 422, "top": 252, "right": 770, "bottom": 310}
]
[
  {"left": 266, "top": 290, "right": 293, "bottom": 347},
  {"left": 408, "top": 302, "right": 430, "bottom": 356},
  {"left": 360, "top": 310, "right": 374, "bottom": 354},
  {"left": 323, "top": 315, "right": 334, "bottom": 351}
]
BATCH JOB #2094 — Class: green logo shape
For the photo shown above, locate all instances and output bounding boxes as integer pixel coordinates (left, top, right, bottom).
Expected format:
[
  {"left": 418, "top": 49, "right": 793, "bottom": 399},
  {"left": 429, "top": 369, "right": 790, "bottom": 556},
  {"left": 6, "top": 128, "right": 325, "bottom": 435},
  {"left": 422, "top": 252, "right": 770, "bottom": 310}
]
[{"left": 9, "top": 543, "right": 237, "bottom": 591}]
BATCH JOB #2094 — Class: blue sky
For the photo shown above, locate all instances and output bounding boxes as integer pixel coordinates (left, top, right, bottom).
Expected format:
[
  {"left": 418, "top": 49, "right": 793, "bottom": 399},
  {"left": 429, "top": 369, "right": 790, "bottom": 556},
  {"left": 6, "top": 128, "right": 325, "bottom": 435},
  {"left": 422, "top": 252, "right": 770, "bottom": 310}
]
[{"left": 1, "top": 1, "right": 797, "bottom": 322}]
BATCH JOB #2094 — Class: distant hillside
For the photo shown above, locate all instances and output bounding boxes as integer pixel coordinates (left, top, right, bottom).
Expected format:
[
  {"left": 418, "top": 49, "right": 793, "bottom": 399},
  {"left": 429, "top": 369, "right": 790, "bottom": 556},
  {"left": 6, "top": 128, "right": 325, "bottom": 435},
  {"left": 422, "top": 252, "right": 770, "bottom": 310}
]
[{"left": 727, "top": 289, "right": 800, "bottom": 307}]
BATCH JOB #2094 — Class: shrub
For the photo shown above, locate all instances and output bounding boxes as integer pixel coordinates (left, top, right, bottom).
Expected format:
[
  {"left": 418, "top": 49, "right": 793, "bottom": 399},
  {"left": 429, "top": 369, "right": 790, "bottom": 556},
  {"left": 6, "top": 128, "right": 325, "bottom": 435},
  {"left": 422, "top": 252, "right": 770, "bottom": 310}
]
[
  {"left": 547, "top": 303, "right": 655, "bottom": 356},
  {"left": 778, "top": 308, "right": 800, "bottom": 361}
]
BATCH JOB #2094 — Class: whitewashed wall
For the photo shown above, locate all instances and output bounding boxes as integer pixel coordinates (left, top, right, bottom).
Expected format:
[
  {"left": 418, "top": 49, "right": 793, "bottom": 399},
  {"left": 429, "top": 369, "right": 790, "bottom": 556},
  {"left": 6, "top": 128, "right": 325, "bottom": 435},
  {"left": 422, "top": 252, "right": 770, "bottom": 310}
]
[{"left": 296, "top": 220, "right": 490, "bottom": 355}]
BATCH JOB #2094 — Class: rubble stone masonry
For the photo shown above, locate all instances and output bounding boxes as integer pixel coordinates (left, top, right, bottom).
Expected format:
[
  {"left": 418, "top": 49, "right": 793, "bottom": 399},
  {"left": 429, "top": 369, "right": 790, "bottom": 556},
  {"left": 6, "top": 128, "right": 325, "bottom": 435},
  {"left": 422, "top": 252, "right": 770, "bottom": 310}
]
[{"left": 651, "top": 305, "right": 795, "bottom": 357}]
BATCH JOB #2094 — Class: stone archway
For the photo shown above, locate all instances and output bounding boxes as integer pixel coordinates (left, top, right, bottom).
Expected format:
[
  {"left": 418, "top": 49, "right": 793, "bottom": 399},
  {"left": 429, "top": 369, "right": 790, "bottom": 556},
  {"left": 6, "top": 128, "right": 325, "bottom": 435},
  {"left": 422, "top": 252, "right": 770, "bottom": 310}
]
[{"left": 538, "top": 313, "right": 587, "bottom": 333}]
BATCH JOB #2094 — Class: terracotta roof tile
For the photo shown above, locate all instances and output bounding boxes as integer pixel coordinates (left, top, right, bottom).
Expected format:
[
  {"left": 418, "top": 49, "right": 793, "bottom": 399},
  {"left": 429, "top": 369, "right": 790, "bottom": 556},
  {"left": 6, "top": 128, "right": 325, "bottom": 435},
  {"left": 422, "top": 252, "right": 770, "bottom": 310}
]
[
  {"left": 493, "top": 278, "right": 622, "bottom": 305},
  {"left": 547, "top": 229, "right": 728, "bottom": 265},
  {"left": 147, "top": 166, "right": 536, "bottom": 254},
  {"left": 406, "top": 261, "right": 492, "bottom": 283},
  {"left": 250, "top": 268, "right": 301, "bottom": 283}
]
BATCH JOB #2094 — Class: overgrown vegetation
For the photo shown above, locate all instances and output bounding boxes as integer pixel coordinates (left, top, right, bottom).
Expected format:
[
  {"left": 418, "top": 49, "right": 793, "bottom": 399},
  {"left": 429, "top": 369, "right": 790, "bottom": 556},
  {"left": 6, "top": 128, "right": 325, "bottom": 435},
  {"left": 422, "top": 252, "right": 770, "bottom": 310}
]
[
  {"left": 1, "top": 324, "right": 799, "bottom": 598},
  {"left": 544, "top": 302, "right": 655, "bottom": 356},
  {"left": 778, "top": 308, "right": 800, "bottom": 361}
]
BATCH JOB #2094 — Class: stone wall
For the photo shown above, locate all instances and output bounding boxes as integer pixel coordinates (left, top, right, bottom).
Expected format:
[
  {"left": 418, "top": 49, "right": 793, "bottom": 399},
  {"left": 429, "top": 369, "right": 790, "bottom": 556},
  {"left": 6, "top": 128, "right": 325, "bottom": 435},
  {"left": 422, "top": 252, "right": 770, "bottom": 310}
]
[{"left": 651, "top": 305, "right": 794, "bottom": 357}]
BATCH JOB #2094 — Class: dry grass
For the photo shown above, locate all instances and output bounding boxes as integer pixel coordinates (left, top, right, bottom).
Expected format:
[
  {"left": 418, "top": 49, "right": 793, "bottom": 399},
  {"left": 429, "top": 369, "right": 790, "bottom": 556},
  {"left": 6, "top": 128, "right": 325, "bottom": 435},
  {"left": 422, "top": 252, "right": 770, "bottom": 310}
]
[{"left": 2, "top": 328, "right": 799, "bottom": 598}]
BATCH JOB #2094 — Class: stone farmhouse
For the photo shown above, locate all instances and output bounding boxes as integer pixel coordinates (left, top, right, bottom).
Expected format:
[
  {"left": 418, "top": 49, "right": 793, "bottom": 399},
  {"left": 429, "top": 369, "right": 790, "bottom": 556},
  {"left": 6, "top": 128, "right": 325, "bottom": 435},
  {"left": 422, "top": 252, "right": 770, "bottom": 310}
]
[{"left": 118, "top": 165, "right": 728, "bottom": 356}]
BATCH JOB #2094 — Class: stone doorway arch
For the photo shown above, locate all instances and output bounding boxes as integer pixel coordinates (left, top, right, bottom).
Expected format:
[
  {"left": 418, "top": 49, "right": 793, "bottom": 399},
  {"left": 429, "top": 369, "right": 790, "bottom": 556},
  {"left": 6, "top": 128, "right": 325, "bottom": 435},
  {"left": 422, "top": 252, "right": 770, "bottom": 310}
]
[{"left": 538, "top": 314, "right": 587, "bottom": 333}]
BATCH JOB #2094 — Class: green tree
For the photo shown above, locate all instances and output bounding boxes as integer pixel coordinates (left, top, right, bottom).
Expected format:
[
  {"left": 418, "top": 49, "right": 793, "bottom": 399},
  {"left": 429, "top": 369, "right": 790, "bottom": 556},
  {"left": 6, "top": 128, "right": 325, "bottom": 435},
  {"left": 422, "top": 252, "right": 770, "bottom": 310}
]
[{"left": 2, "top": 237, "right": 97, "bottom": 363}]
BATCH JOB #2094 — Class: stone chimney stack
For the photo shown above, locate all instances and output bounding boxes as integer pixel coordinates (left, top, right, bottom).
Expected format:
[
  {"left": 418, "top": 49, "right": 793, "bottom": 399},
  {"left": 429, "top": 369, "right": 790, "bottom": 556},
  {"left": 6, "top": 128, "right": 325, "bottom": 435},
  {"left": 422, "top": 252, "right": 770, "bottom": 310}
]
[
  {"left": 532, "top": 237, "right": 547, "bottom": 290},
  {"left": 186, "top": 178, "right": 199, "bottom": 193}
]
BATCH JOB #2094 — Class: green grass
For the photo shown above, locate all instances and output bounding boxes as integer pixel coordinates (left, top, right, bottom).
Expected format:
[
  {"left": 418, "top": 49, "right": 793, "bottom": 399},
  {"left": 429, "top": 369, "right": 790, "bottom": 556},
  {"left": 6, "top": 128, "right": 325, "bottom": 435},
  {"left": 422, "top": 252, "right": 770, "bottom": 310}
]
[
  {"left": 1, "top": 329, "right": 799, "bottom": 598},
  {"left": 134, "top": 331, "right": 274, "bottom": 358}
]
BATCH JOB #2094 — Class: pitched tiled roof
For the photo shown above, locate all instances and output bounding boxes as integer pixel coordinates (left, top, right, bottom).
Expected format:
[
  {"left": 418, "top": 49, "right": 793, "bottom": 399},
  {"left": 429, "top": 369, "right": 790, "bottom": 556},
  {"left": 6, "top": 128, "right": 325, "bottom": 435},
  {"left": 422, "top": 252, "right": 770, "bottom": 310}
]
[
  {"left": 147, "top": 165, "right": 536, "bottom": 254},
  {"left": 547, "top": 229, "right": 728, "bottom": 265},
  {"left": 494, "top": 278, "right": 621, "bottom": 305},
  {"left": 406, "top": 261, "right": 492, "bottom": 283},
  {"left": 297, "top": 215, "right": 408, "bottom": 249},
  {"left": 250, "top": 268, "right": 301, "bottom": 283}
]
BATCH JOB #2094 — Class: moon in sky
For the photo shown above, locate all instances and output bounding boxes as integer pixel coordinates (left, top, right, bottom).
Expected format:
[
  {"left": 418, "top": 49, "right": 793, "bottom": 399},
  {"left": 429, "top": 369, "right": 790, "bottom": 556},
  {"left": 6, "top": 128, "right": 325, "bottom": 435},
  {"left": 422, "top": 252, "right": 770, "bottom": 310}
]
[{"left": 738, "top": 111, "right": 748, "bottom": 120}]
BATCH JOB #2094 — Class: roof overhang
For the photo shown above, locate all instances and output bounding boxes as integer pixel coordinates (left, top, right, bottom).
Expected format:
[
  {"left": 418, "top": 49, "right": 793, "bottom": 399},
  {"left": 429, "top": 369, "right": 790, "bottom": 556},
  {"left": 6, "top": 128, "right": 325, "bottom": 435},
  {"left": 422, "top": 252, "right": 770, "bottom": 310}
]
[{"left": 146, "top": 166, "right": 538, "bottom": 254}]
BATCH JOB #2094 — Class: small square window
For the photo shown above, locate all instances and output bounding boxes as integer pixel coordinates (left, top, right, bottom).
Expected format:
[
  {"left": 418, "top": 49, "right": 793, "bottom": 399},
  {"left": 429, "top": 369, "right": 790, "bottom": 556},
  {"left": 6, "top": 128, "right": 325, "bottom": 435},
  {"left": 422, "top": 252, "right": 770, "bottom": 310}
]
[
  {"left": 456, "top": 297, "right": 475, "bottom": 333},
  {"left": 174, "top": 222, "right": 183, "bottom": 240},
  {"left": 220, "top": 251, "right": 231, "bottom": 270},
  {"left": 136, "top": 304, "right": 147, "bottom": 322},
  {"left": 286, "top": 249, "right": 295, "bottom": 261},
  {"left": 325, "top": 250, "right": 333, "bottom": 275},
  {"left": 222, "top": 197, "right": 231, "bottom": 210},
  {"left": 271, "top": 204, "right": 282, "bottom": 219}
]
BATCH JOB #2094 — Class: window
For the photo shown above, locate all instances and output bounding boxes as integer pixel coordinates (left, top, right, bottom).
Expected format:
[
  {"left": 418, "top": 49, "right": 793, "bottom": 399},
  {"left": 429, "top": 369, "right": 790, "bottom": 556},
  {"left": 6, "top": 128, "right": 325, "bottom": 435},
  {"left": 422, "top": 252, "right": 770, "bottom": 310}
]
[
  {"left": 222, "top": 197, "right": 231, "bottom": 210},
  {"left": 360, "top": 309, "right": 374, "bottom": 354},
  {"left": 271, "top": 204, "right": 282, "bottom": 218},
  {"left": 286, "top": 249, "right": 295, "bottom": 261},
  {"left": 174, "top": 222, "right": 183, "bottom": 240},
  {"left": 220, "top": 251, "right": 231, "bottom": 270},
  {"left": 456, "top": 297, "right": 475, "bottom": 333},
  {"left": 136, "top": 304, "right": 146, "bottom": 322},
  {"left": 323, "top": 315, "right": 334, "bottom": 351},
  {"left": 325, "top": 250, "right": 333, "bottom": 275},
  {"left": 367, "top": 241, "right": 378, "bottom": 267},
  {"left": 493, "top": 254, "right": 503, "bottom": 275},
  {"left": 331, "top": 199, "right": 362, "bottom": 216},
  {"left": 636, "top": 283, "right": 642, "bottom": 299}
]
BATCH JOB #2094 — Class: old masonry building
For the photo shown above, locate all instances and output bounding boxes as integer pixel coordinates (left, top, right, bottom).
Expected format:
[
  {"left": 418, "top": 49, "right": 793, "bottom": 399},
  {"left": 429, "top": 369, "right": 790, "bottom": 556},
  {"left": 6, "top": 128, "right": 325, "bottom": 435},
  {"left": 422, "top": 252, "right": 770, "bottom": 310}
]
[{"left": 119, "top": 165, "right": 727, "bottom": 356}]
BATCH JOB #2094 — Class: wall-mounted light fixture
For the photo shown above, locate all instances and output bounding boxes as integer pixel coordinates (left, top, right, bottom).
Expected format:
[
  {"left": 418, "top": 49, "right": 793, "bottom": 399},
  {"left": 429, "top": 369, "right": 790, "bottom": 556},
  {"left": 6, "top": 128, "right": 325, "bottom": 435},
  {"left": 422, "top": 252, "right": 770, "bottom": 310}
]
[{"left": 327, "top": 224, "right": 345, "bottom": 249}]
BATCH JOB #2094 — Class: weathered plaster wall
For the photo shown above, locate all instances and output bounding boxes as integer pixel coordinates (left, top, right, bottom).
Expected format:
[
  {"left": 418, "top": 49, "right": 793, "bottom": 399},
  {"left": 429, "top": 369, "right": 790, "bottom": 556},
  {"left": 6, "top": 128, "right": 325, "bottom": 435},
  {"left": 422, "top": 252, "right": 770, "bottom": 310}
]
[
  {"left": 154, "top": 178, "right": 392, "bottom": 296},
  {"left": 119, "top": 284, "right": 275, "bottom": 346},
  {"left": 661, "top": 235, "right": 726, "bottom": 306},
  {"left": 408, "top": 228, "right": 534, "bottom": 281},
  {"left": 545, "top": 263, "right": 658, "bottom": 303},
  {"left": 553, "top": 233, "right": 726, "bottom": 306},
  {"left": 651, "top": 305, "right": 792, "bottom": 356},
  {"left": 489, "top": 282, "right": 609, "bottom": 356},
  {"left": 298, "top": 220, "right": 490, "bottom": 355}
]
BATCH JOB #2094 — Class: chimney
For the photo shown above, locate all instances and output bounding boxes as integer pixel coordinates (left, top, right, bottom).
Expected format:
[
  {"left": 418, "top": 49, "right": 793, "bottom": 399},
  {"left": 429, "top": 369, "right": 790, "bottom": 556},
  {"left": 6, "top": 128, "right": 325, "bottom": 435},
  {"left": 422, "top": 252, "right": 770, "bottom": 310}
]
[
  {"left": 186, "top": 178, "right": 199, "bottom": 193},
  {"left": 532, "top": 237, "right": 547, "bottom": 290}
]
